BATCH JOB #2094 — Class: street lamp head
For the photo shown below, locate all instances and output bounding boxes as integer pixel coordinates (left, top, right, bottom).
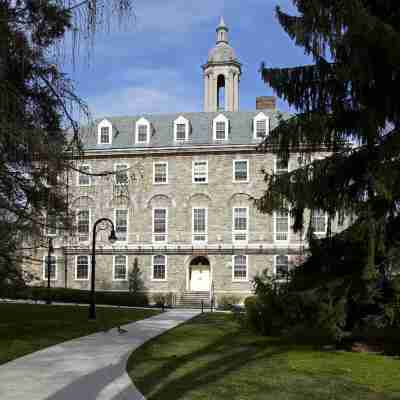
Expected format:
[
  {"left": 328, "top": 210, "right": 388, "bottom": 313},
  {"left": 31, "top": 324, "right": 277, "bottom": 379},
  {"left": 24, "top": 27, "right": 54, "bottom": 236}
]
[{"left": 108, "top": 229, "right": 118, "bottom": 244}]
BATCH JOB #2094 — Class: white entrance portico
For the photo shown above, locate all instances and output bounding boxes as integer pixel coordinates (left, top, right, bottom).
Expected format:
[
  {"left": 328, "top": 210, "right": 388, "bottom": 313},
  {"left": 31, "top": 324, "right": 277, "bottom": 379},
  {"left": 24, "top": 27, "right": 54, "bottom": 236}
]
[{"left": 188, "top": 256, "right": 211, "bottom": 292}]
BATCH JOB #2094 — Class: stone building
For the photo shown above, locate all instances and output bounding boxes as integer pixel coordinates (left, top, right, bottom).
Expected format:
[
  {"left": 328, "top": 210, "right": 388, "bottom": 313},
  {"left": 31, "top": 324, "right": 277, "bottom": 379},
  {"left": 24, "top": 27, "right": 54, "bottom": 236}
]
[{"left": 29, "top": 18, "right": 330, "bottom": 306}]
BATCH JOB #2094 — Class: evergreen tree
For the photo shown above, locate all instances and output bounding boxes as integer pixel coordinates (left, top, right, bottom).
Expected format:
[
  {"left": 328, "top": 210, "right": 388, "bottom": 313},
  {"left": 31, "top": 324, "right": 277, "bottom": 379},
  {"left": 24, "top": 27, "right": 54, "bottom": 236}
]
[
  {"left": 257, "top": 2, "right": 400, "bottom": 310},
  {"left": 0, "top": 0, "right": 133, "bottom": 285}
]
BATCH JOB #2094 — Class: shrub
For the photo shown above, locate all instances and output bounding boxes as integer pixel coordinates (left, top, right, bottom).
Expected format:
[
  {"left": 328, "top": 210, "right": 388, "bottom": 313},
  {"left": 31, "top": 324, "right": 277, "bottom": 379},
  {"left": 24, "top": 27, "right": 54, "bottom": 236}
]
[
  {"left": 217, "top": 294, "right": 241, "bottom": 310},
  {"left": 151, "top": 292, "right": 175, "bottom": 307},
  {"left": 0, "top": 286, "right": 149, "bottom": 307}
]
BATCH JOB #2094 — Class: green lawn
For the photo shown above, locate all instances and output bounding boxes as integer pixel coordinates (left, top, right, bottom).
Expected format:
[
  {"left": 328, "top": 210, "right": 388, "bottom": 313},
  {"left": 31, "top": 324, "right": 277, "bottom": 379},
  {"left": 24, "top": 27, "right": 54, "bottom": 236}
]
[
  {"left": 127, "top": 313, "right": 400, "bottom": 400},
  {"left": 0, "top": 302, "right": 159, "bottom": 365}
]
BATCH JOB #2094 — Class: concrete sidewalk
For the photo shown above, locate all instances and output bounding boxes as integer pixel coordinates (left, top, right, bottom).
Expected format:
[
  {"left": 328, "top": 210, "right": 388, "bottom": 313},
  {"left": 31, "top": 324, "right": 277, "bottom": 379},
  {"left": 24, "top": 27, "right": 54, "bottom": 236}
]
[{"left": 0, "top": 309, "right": 200, "bottom": 400}]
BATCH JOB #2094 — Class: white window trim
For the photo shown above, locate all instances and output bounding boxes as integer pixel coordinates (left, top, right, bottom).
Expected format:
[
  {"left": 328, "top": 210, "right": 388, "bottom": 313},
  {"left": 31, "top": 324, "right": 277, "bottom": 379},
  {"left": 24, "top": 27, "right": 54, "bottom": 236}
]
[
  {"left": 152, "top": 255, "right": 168, "bottom": 281},
  {"left": 311, "top": 210, "right": 328, "bottom": 235},
  {"left": 192, "top": 160, "right": 208, "bottom": 184},
  {"left": 274, "top": 254, "right": 290, "bottom": 280},
  {"left": 77, "top": 164, "right": 91, "bottom": 187},
  {"left": 42, "top": 255, "right": 57, "bottom": 281},
  {"left": 273, "top": 208, "right": 290, "bottom": 244},
  {"left": 76, "top": 208, "right": 91, "bottom": 243},
  {"left": 192, "top": 207, "right": 208, "bottom": 244},
  {"left": 135, "top": 117, "right": 151, "bottom": 144},
  {"left": 253, "top": 112, "right": 269, "bottom": 140},
  {"left": 46, "top": 213, "right": 57, "bottom": 237},
  {"left": 114, "top": 208, "right": 129, "bottom": 242},
  {"left": 213, "top": 114, "right": 229, "bottom": 141},
  {"left": 113, "top": 255, "right": 128, "bottom": 281},
  {"left": 232, "top": 207, "right": 249, "bottom": 243},
  {"left": 114, "top": 163, "right": 129, "bottom": 185},
  {"left": 232, "top": 159, "right": 249, "bottom": 183},
  {"left": 274, "top": 155, "right": 290, "bottom": 175},
  {"left": 97, "top": 119, "right": 112, "bottom": 145},
  {"left": 232, "top": 254, "right": 248, "bottom": 282},
  {"left": 153, "top": 161, "right": 169, "bottom": 185},
  {"left": 152, "top": 208, "right": 168, "bottom": 243},
  {"left": 75, "top": 255, "right": 90, "bottom": 281},
  {"left": 174, "top": 116, "right": 189, "bottom": 141}
]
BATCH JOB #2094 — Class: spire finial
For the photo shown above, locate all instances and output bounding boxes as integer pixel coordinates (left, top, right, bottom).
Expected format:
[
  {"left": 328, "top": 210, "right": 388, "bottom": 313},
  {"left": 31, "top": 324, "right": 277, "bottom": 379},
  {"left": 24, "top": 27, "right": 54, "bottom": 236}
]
[{"left": 216, "top": 16, "right": 228, "bottom": 43}]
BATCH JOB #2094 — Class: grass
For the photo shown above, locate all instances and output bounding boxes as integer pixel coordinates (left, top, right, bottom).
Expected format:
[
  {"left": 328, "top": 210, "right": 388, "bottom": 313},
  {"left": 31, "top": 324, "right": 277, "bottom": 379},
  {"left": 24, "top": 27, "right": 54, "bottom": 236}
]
[
  {"left": 127, "top": 313, "right": 400, "bottom": 400},
  {"left": 0, "top": 302, "right": 159, "bottom": 365}
]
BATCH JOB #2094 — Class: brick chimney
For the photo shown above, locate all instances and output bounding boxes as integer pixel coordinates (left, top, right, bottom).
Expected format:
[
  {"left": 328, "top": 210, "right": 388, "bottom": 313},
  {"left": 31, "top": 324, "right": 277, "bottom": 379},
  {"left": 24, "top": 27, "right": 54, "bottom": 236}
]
[{"left": 256, "top": 96, "right": 276, "bottom": 110}]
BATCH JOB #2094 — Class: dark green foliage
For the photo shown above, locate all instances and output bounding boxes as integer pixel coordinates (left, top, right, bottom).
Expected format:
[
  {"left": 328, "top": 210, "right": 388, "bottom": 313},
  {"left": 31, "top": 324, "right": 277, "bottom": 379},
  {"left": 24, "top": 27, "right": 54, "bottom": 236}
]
[
  {"left": 0, "top": 0, "right": 133, "bottom": 287},
  {"left": 217, "top": 294, "right": 242, "bottom": 310},
  {"left": 152, "top": 292, "right": 175, "bottom": 307},
  {"left": 256, "top": 0, "right": 400, "bottom": 337},
  {"left": 246, "top": 272, "right": 347, "bottom": 343},
  {"left": 0, "top": 286, "right": 149, "bottom": 307},
  {"left": 129, "top": 258, "right": 145, "bottom": 294}
]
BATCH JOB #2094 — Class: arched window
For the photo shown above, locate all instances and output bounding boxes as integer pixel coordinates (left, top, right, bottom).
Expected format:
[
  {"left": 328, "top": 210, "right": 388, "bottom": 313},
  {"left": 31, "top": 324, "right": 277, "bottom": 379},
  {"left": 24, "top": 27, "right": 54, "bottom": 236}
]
[
  {"left": 213, "top": 113, "right": 229, "bottom": 141},
  {"left": 174, "top": 115, "right": 190, "bottom": 141},
  {"left": 135, "top": 117, "right": 151, "bottom": 144},
  {"left": 253, "top": 112, "right": 269, "bottom": 140},
  {"left": 217, "top": 74, "right": 226, "bottom": 111}
]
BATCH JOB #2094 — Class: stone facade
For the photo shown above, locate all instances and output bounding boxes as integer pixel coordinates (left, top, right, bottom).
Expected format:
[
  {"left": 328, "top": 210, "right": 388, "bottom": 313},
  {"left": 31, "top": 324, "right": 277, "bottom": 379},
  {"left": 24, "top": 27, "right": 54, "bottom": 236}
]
[{"left": 26, "top": 19, "right": 335, "bottom": 305}]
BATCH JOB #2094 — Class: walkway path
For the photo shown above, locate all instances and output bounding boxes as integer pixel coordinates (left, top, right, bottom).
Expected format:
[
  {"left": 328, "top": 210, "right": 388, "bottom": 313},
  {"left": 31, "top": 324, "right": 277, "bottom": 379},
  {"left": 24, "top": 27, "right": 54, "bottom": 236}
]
[{"left": 0, "top": 309, "right": 200, "bottom": 400}]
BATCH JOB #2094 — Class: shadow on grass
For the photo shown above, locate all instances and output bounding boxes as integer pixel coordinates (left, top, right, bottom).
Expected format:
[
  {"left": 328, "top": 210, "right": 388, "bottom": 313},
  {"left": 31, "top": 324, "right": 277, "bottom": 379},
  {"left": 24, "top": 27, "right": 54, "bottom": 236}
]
[{"left": 128, "top": 315, "right": 400, "bottom": 400}]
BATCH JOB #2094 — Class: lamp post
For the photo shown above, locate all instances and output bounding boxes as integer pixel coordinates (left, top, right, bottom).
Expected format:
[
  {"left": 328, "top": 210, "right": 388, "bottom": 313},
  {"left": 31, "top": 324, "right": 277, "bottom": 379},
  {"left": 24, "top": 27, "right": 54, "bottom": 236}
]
[
  {"left": 46, "top": 237, "right": 54, "bottom": 305},
  {"left": 89, "top": 218, "right": 117, "bottom": 320}
]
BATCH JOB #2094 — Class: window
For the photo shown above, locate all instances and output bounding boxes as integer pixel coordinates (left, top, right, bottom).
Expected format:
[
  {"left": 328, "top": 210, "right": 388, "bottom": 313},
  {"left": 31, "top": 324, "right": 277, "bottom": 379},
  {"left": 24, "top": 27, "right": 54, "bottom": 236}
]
[
  {"left": 233, "top": 207, "right": 248, "bottom": 242},
  {"left": 138, "top": 125, "right": 148, "bottom": 142},
  {"left": 153, "top": 162, "right": 168, "bottom": 184},
  {"left": 213, "top": 114, "right": 229, "bottom": 141},
  {"left": 75, "top": 255, "right": 89, "bottom": 280},
  {"left": 275, "top": 255, "right": 289, "bottom": 279},
  {"left": 153, "top": 208, "right": 167, "bottom": 242},
  {"left": 77, "top": 210, "right": 90, "bottom": 242},
  {"left": 46, "top": 213, "right": 57, "bottom": 237},
  {"left": 115, "top": 164, "right": 129, "bottom": 185},
  {"left": 233, "top": 160, "right": 249, "bottom": 182},
  {"left": 193, "top": 160, "right": 208, "bottom": 183},
  {"left": 43, "top": 256, "right": 57, "bottom": 280},
  {"left": 153, "top": 255, "right": 167, "bottom": 280},
  {"left": 97, "top": 119, "right": 112, "bottom": 145},
  {"left": 192, "top": 208, "right": 207, "bottom": 243},
  {"left": 78, "top": 165, "right": 91, "bottom": 186},
  {"left": 215, "top": 122, "right": 226, "bottom": 140},
  {"left": 311, "top": 209, "right": 327, "bottom": 234},
  {"left": 253, "top": 112, "right": 269, "bottom": 139},
  {"left": 100, "top": 127, "right": 110, "bottom": 144},
  {"left": 174, "top": 116, "right": 189, "bottom": 141},
  {"left": 135, "top": 117, "right": 150, "bottom": 144},
  {"left": 275, "top": 156, "right": 289, "bottom": 175},
  {"left": 274, "top": 203, "right": 289, "bottom": 242},
  {"left": 176, "top": 124, "right": 186, "bottom": 140},
  {"left": 233, "top": 255, "right": 248, "bottom": 281},
  {"left": 113, "top": 255, "right": 128, "bottom": 281},
  {"left": 115, "top": 209, "right": 128, "bottom": 241}
]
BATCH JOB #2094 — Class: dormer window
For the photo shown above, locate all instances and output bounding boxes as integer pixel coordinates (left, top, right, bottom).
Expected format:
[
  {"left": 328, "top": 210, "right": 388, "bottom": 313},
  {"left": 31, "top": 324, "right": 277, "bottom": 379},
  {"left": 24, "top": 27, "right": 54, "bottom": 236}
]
[
  {"left": 97, "top": 119, "right": 112, "bottom": 145},
  {"left": 254, "top": 112, "right": 269, "bottom": 140},
  {"left": 135, "top": 117, "right": 150, "bottom": 144},
  {"left": 213, "top": 114, "right": 229, "bottom": 141},
  {"left": 174, "top": 116, "right": 189, "bottom": 141}
]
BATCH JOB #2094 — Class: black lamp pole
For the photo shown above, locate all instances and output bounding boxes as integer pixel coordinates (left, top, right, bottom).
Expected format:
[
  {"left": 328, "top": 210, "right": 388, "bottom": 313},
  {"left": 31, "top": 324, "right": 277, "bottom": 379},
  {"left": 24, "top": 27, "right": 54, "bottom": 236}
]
[
  {"left": 89, "top": 217, "right": 117, "bottom": 320},
  {"left": 46, "top": 237, "right": 54, "bottom": 305}
]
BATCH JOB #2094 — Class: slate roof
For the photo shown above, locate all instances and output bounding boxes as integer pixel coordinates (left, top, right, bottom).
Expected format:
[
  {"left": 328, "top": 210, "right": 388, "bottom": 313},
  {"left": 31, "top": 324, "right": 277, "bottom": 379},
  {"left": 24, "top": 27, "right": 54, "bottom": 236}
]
[{"left": 80, "top": 110, "right": 291, "bottom": 151}]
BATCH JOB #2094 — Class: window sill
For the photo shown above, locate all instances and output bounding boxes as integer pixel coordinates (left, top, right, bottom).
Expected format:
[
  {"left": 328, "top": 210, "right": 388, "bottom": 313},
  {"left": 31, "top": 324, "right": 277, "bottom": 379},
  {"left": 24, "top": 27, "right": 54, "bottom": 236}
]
[
  {"left": 232, "top": 180, "right": 249, "bottom": 184},
  {"left": 192, "top": 181, "right": 208, "bottom": 185},
  {"left": 113, "top": 278, "right": 128, "bottom": 282},
  {"left": 151, "top": 279, "right": 167, "bottom": 282},
  {"left": 75, "top": 278, "right": 89, "bottom": 281},
  {"left": 232, "top": 279, "right": 249, "bottom": 283},
  {"left": 153, "top": 182, "right": 168, "bottom": 185}
]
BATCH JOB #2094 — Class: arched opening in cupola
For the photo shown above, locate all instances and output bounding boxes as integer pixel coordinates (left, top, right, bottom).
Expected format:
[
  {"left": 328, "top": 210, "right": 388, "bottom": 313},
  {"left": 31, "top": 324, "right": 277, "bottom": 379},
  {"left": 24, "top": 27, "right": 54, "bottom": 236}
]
[{"left": 217, "top": 74, "right": 226, "bottom": 111}]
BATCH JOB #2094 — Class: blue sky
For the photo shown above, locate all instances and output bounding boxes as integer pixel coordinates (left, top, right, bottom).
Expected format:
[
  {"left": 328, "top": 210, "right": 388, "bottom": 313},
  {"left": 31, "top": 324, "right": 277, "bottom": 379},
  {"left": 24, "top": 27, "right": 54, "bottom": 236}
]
[{"left": 65, "top": 0, "right": 311, "bottom": 118}]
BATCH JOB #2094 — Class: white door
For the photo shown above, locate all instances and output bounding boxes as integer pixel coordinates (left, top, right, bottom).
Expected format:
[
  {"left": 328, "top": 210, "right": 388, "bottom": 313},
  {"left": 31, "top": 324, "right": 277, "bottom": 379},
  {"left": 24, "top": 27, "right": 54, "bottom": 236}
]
[{"left": 190, "top": 265, "right": 210, "bottom": 291}]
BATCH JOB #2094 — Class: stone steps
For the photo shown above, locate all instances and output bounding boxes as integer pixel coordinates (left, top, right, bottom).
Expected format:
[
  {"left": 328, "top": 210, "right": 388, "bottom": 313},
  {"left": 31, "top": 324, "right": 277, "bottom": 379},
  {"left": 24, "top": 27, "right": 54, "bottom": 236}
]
[{"left": 177, "top": 291, "right": 210, "bottom": 308}]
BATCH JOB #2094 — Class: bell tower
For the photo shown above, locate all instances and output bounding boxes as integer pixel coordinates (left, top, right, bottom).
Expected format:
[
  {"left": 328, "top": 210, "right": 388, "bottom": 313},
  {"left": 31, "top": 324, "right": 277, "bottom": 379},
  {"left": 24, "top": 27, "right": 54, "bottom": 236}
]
[{"left": 203, "top": 17, "right": 242, "bottom": 112}]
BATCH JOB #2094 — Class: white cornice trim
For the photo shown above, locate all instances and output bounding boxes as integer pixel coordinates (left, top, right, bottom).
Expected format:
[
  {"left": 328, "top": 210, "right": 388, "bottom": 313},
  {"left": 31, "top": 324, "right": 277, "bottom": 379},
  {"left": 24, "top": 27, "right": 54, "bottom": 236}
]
[{"left": 79, "top": 144, "right": 260, "bottom": 157}]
